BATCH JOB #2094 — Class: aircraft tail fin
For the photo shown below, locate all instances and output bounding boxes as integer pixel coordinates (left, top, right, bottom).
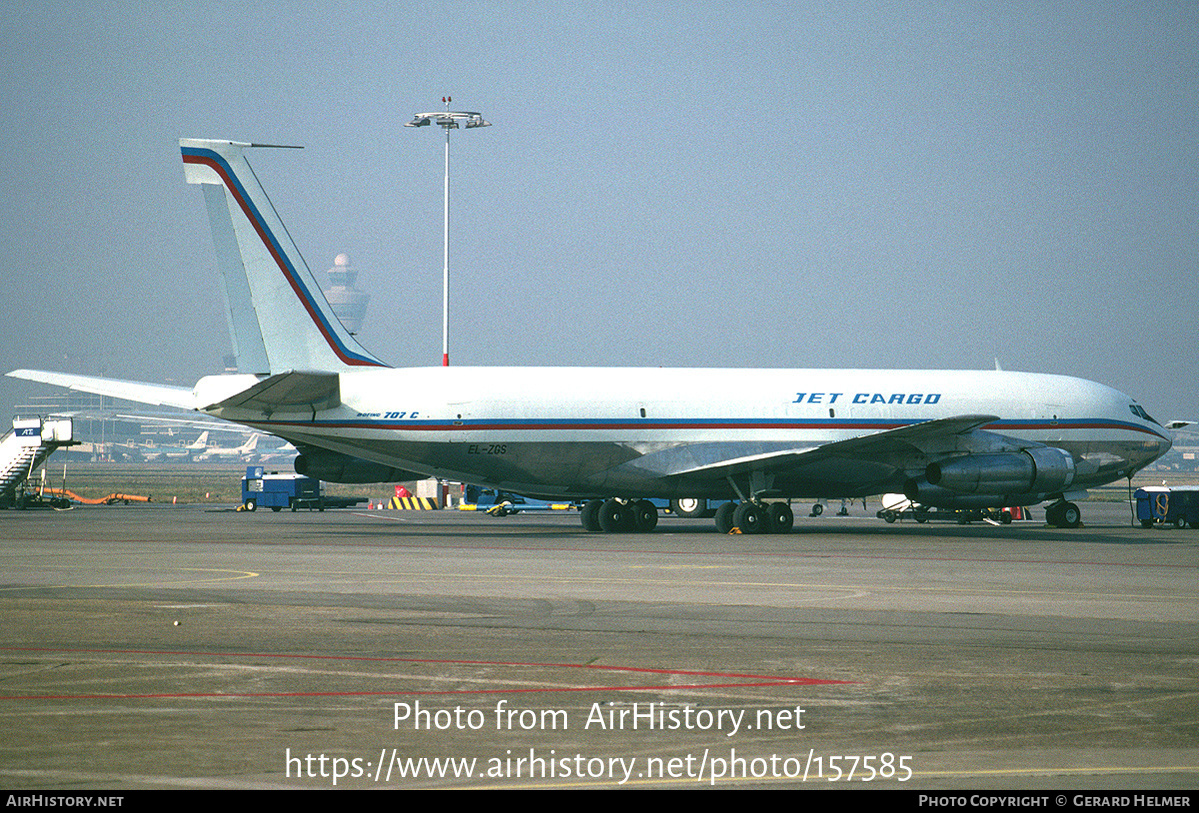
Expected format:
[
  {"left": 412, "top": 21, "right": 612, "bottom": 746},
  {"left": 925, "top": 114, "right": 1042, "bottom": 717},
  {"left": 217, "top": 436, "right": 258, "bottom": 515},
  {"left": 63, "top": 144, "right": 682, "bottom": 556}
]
[{"left": 180, "top": 139, "right": 387, "bottom": 373}]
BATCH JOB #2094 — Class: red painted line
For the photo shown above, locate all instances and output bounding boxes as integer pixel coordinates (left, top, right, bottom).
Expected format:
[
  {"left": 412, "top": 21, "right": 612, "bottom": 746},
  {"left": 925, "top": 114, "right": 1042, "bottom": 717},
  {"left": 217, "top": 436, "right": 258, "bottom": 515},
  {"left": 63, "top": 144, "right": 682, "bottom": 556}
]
[
  {"left": 6, "top": 531, "right": 1195, "bottom": 571},
  {"left": 254, "top": 418, "right": 1170, "bottom": 440},
  {"left": 1, "top": 682, "right": 831, "bottom": 701},
  {"left": 9, "top": 531, "right": 1196, "bottom": 571},
  {"left": 0, "top": 647, "right": 852, "bottom": 700}
]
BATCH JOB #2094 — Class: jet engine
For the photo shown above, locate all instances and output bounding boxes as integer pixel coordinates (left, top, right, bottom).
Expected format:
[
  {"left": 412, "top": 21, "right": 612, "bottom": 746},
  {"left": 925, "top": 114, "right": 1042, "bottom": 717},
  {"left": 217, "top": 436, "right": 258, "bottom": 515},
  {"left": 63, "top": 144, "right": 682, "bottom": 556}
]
[
  {"left": 901, "top": 482, "right": 1008, "bottom": 509},
  {"left": 924, "top": 447, "right": 1075, "bottom": 495},
  {"left": 294, "top": 449, "right": 420, "bottom": 483},
  {"left": 903, "top": 447, "right": 1075, "bottom": 508}
]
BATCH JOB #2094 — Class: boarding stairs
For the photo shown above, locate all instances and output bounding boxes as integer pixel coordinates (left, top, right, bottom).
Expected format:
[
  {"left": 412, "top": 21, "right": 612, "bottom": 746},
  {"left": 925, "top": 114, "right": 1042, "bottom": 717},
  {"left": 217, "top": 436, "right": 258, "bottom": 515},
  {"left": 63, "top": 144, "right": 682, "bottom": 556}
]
[{"left": 0, "top": 417, "right": 76, "bottom": 505}]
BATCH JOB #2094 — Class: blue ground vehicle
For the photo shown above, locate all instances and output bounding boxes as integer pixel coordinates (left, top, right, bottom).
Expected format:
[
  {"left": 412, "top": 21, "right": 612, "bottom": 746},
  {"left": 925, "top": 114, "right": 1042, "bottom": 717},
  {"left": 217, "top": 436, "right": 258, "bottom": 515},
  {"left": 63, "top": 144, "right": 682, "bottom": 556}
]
[
  {"left": 241, "top": 466, "right": 322, "bottom": 512},
  {"left": 463, "top": 485, "right": 579, "bottom": 515},
  {"left": 1135, "top": 486, "right": 1199, "bottom": 529},
  {"left": 462, "top": 487, "right": 726, "bottom": 526}
]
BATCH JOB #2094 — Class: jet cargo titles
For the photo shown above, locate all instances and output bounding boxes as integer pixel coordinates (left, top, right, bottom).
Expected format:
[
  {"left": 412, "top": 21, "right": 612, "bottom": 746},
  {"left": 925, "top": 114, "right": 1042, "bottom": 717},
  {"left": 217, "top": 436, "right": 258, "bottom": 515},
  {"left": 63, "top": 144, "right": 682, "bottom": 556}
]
[{"left": 793, "top": 392, "right": 943, "bottom": 405}]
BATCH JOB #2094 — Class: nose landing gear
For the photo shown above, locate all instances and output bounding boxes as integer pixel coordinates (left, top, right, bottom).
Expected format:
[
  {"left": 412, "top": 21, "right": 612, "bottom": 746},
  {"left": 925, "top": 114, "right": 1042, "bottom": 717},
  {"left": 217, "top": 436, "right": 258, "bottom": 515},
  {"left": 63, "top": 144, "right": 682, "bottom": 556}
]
[{"left": 1045, "top": 500, "right": 1081, "bottom": 528}]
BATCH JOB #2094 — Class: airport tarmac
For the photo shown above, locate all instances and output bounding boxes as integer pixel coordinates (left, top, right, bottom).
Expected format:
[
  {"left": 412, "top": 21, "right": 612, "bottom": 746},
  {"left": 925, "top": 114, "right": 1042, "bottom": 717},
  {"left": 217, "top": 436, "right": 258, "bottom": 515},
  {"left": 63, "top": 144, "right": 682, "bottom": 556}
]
[{"left": 0, "top": 501, "right": 1196, "bottom": 789}]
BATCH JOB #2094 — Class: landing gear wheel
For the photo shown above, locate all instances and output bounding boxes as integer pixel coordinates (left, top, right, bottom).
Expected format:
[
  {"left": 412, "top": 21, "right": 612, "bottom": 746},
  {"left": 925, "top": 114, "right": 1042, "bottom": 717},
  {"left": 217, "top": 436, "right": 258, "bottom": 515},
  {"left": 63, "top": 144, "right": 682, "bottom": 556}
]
[
  {"left": 244, "top": 499, "right": 256, "bottom": 512},
  {"left": 598, "top": 499, "right": 634, "bottom": 533},
  {"left": 733, "top": 502, "right": 763, "bottom": 534},
  {"left": 1047, "top": 501, "right": 1081, "bottom": 528},
  {"left": 633, "top": 500, "right": 659, "bottom": 532},
  {"left": 765, "top": 503, "right": 794, "bottom": 534},
  {"left": 715, "top": 502, "right": 737, "bottom": 534},
  {"left": 581, "top": 499, "right": 604, "bottom": 532},
  {"left": 670, "top": 497, "right": 707, "bottom": 519},
  {"left": 810, "top": 503, "right": 824, "bottom": 517}
]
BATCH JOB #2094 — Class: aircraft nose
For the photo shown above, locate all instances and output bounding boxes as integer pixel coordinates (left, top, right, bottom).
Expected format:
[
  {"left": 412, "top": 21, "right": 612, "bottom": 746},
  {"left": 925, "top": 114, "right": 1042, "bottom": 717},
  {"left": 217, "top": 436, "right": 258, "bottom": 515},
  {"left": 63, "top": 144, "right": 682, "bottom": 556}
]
[
  {"left": 1138, "top": 429, "right": 1174, "bottom": 473},
  {"left": 1157, "top": 431, "right": 1174, "bottom": 457}
]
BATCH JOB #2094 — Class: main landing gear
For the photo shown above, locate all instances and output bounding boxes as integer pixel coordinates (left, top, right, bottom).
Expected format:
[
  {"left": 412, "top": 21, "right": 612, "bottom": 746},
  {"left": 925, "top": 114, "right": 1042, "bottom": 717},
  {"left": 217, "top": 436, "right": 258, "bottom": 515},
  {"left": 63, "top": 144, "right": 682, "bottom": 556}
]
[
  {"left": 714, "top": 501, "right": 794, "bottom": 534},
  {"left": 580, "top": 498, "right": 659, "bottom": 533},
  {"left": 579, "top": 498, "right": 795, "bottom": 534},
  {"left": 1045, "top": 500, "right": 1082, "bottom": 528}
]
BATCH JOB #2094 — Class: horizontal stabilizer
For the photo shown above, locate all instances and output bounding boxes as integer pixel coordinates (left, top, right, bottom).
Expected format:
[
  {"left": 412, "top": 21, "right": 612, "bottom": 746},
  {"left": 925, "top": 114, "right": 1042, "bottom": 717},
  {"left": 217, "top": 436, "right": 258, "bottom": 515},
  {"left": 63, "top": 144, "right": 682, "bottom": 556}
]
[
  {"left": 210, "top": 371, "right": 341, "bottom": 413},
  {"left": 7, "top": 369, "right": 196, "bottom": 410}
]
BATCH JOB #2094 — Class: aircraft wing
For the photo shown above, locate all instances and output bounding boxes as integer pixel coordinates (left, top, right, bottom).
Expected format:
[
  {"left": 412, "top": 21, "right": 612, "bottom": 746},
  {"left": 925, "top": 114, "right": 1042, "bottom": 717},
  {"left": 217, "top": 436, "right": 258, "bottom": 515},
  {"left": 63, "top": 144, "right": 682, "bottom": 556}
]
[
  {"left": 7, "top": 369, "right": 196, "bottom": 410},
  {"left": 624, "top": 414, "right": 1002, "bottom": 485},
  {"left": 753, "top": 413, "right": 1003, "bottom": 472}
]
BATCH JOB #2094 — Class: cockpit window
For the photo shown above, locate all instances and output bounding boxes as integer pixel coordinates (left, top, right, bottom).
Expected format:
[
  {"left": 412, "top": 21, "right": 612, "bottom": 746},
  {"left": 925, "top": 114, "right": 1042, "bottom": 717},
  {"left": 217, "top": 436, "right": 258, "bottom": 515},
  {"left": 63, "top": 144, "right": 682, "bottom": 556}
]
[{"left": 1130, "top": 404, "right": 1161, "bottom": 425}]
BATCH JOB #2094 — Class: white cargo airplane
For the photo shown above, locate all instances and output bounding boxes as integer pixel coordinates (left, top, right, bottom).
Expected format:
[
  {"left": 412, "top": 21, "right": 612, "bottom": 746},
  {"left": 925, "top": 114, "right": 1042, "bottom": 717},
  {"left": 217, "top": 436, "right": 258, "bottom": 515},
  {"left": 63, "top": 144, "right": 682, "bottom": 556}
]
[
  {"left": 8, "top": 139, "right": 1173, "bottom": 533},
  {"left": 195, "top": 433, "right": 259, "bottom": 462},
  {"left": 142, "top": 430, "right": 209, "bottom": 462}
]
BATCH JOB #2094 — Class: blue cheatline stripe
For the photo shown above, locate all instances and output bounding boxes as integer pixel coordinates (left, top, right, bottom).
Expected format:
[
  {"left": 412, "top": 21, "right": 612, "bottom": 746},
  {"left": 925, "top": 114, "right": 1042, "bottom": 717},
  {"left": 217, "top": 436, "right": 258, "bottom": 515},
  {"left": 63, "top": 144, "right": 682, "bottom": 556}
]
[
  {"left": 181, "top": 146, "right": 385, "bottom": 368},
  {"left": 243, "top": 415, "right": 1166, "bottom": 437}
]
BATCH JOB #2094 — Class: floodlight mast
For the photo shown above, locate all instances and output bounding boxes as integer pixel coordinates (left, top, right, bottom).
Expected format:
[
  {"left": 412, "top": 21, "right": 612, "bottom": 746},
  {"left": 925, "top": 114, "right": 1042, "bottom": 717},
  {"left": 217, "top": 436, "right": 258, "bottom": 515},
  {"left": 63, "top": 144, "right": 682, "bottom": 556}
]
[{"left": 405, "top": 98, "right": 491, "bottom": 366}]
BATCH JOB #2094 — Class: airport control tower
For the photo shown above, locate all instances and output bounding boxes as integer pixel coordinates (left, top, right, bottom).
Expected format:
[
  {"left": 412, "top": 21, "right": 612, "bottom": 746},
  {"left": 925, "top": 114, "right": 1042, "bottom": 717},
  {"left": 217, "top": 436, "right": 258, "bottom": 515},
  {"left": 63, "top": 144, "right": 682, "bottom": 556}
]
[{"left": 323, "top": 253, "right": 370, "bottom": 334}]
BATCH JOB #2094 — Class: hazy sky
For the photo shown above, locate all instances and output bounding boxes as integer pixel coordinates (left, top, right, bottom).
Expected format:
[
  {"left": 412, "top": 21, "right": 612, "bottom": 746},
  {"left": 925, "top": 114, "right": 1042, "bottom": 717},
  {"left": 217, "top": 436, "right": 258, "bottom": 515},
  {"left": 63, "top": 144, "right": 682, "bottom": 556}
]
[{"left": 1, "top": 1, "right": 1196, "bottom": 422}]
